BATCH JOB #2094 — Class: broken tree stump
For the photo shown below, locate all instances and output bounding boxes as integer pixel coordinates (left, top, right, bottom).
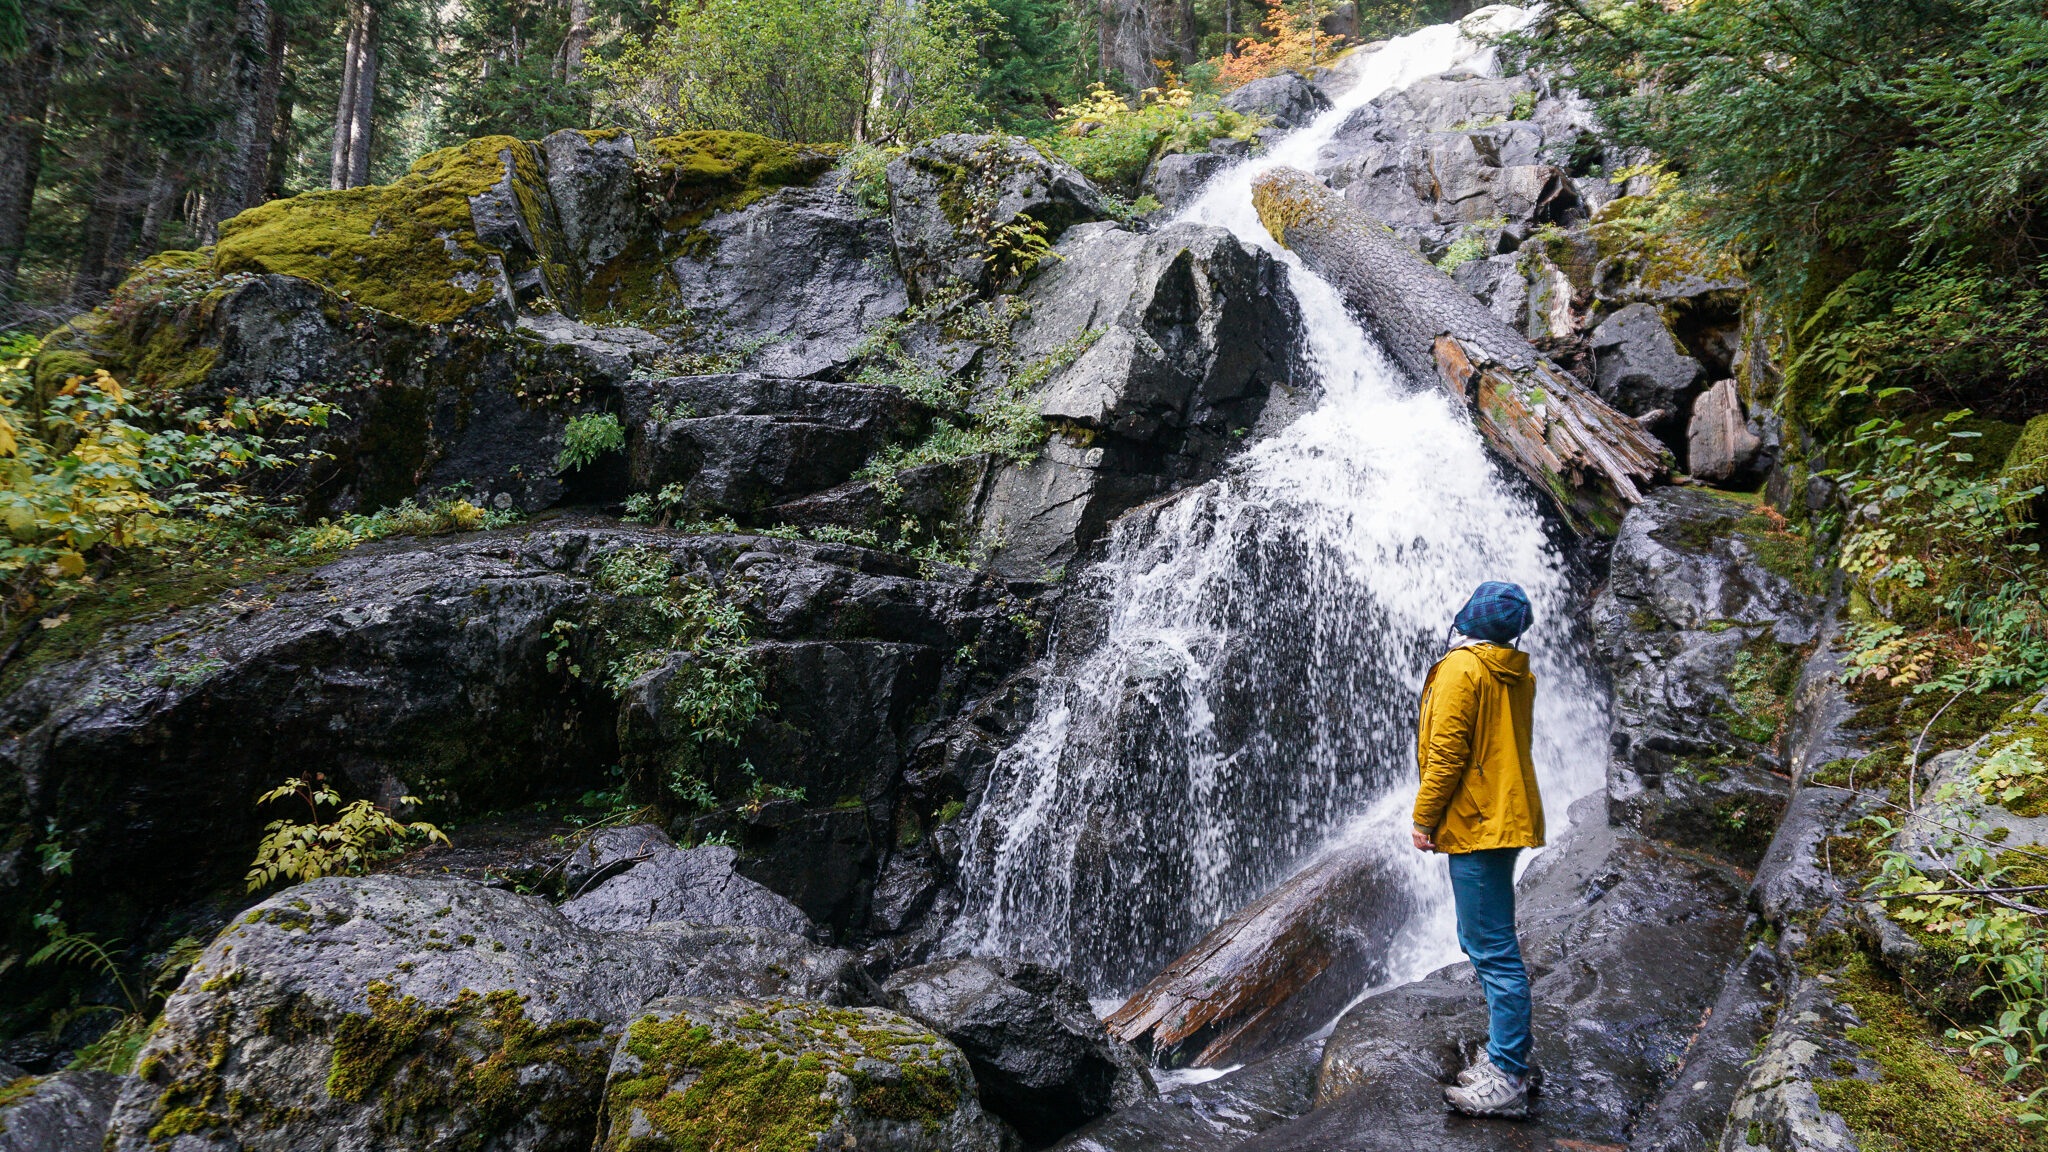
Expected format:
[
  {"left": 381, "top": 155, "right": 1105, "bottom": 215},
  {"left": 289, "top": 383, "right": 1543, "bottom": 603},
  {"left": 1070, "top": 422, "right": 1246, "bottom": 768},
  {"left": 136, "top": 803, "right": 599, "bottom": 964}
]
[{"left": 1251, "top": 165, "right": 1670, "bottom": 535}]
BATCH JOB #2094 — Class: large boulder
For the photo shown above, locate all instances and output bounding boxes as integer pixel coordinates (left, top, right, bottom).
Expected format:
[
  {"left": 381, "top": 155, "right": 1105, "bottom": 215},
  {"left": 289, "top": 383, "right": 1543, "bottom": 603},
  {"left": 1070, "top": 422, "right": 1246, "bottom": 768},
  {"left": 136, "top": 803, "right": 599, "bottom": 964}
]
[
  {"left": 540, "top": 129, "right": 642, "bottom": 273},
  {"left": 595, "top": 996, "right": 1015, "bottom": 1152},
  {"left": 1592, "top": 302, "right": 1704, "bottom": 432},
  {"left": 106, "top": 876, "right": 868, "bottom": 1152},
  {"left": 619, "top": 374, "right": 921, "bottom": 517},
  {"left": 1591, "top": 487, "right": 1821, "bottom": 864},
  {"left": 560, "top": 830, "right": 814, "bottom": 937},
  {"left": 1688, "top": 378, "right": 1765, "bottom": 484},
  {"left": 886, "top": 134, "right": 1112, "bottom": 301},
  {"left": 1049, "top": 1042, "right": 1321, "bottom": 1151},
  {"left": 667, "top": 185, "right": 910, "bottom": 378},
  {"left": 1143, "top": 152, "right": 1230, "bottom": 215},
  {"left": 0, "top": 1067, "right": 131, "bottom": 1152},
  {"left": 883, "top": 957, "right": 1154, "bottom": 1143},
  {"left": 1220, "top": 73, "right": 1332, "bottom": 131},
  {"left": 975, "top": 220, "right": 1301, "bottom": 577}
]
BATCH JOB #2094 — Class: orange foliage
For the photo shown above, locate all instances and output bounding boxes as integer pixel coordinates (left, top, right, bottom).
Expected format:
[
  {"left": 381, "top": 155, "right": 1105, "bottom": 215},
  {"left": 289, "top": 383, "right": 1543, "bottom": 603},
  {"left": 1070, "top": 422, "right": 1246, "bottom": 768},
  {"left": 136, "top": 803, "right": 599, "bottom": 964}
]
[{"left": 1213, "top": 0, "right": 1349, "bottom": 90}]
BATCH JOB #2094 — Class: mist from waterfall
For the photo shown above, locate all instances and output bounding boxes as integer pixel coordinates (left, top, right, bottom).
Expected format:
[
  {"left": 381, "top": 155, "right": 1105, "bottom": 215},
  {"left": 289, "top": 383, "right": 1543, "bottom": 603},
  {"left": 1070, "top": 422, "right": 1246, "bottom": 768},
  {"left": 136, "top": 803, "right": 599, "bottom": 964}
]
[{"left": 944, "top": 5, "right": 1609, "bottom": 999}]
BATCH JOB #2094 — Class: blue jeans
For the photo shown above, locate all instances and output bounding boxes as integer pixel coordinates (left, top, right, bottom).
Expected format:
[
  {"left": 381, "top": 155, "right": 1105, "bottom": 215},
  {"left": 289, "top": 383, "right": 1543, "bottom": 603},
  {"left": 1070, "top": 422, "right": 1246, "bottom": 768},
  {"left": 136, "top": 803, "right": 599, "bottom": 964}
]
[{"left": 1448, "top": 846, "right": 1532, "bottom": 1079}]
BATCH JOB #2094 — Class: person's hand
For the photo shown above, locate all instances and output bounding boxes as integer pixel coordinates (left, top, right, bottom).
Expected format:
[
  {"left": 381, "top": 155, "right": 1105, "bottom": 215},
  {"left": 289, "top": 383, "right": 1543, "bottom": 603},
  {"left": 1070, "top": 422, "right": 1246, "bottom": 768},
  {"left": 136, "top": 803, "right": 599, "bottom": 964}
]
[{"left": 1411, "top": 826, "right": 1434, "bottom": 852}]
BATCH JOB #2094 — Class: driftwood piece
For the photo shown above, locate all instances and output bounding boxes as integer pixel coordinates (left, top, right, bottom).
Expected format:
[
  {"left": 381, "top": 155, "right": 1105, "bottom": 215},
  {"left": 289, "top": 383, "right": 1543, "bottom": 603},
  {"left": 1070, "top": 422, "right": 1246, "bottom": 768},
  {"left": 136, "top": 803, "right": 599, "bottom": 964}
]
[
  {"left": 1251, "top": 166, "right": 1670, "bottom": 535},
  {"left": 1104, "top": 845, "right": 1410, "bottom": 1068}
]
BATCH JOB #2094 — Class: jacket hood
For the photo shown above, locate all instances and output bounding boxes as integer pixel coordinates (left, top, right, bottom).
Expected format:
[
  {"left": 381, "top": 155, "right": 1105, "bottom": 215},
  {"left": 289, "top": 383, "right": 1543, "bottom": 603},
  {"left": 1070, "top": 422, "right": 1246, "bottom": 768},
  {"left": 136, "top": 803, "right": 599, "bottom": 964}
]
[{"left": 1460, "top": 642, "right": 1533, "bottom": 685}]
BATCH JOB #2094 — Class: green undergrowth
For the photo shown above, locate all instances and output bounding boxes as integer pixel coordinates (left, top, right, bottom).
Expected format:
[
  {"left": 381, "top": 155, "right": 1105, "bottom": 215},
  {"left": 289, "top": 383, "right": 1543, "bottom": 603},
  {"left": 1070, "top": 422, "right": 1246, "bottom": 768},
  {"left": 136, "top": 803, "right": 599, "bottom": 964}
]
[
  {"left": 1816, "top": 954, "right": 2048, "bottom": 1151},
  {"left": 604, "top": 1001, "right": 960, "bottom": 1151}
]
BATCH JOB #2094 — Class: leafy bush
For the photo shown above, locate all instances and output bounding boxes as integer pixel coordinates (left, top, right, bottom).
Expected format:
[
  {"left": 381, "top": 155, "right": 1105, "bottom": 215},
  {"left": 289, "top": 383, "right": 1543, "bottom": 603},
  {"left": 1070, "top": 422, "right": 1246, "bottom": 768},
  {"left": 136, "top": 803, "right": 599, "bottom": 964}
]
[
  {"left": 245, "top": 777, "right": 449, "bottom": 891},
  {"left": 1213, "top": 0, "right": 1356, "bottom": 89},
  {"left": 1039, "top": 84, "right": 1264, "bottom": 194},
  {"left": 556, "top": 411, "right": 625, "bottom": 473},
  {"left": 286, "top": 496, "right": 519, "bottom": 555},
  {"left": 1830, "top": 410, "right": 2048, "bottom": 693},
  {"left": 0, "top": 343, "right": 333, "bottom": 620}
]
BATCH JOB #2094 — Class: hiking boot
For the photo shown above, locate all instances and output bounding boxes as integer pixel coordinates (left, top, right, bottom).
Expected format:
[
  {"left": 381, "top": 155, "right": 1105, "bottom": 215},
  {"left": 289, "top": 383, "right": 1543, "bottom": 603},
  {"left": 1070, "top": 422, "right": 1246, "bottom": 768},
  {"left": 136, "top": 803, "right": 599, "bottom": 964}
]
[
  {"left": 1456, "top": 1057, "right": 1540, "bottom": 1092},
  {"left": 1444, "top": 1057, "right": 1530, "bottom": 1120}
]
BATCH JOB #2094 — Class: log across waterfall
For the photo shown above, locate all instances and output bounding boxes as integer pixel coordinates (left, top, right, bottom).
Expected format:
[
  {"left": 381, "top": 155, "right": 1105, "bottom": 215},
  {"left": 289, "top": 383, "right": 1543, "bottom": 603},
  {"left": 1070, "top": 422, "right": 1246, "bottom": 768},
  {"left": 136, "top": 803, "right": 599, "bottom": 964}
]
[
  {"left": 1251, "top": 165, "right": 1670, "bottom": 536},
  {"left": 1104, "top": 845, "right": 1413, "bottom": 1068}
]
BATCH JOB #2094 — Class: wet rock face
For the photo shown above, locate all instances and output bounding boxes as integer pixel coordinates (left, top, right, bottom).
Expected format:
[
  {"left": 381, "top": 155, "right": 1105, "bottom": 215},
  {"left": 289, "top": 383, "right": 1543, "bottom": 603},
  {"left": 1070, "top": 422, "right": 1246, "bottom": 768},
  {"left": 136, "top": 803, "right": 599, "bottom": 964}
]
[
  {"left": 1143, "top": 152, "right": 1230, "bottom": 215},
  {"left": 977, "top": 220, "right": 1302, "bottom": 577},
  {"left": 1050, "top": 1041, "right": 1321, "bottom": 1152},
  {"left": 883, "top": 957, "right": 1154, "bottom": 1144},
  {"left": 105, "top": 876, "right": 868, "bottom": 1152},
  {"left": 1592, "top": 486, "right": 1820, "bottom": 864},
  {"left": 887, "top": 134, "right": 1113, "bottom": 302},
  {"left": 1242, "top": 823, "right": 1750, "bottom": 1152},
  {"left": 668, "top": 185, "right": 910, "bottom": 378},
  {"left": 596, "top": 996, "right": 1014, "bottom": 1152},
  {"left": 559, "top": 828, "right": 814, "bottom": 938},
  {"left": 0, "top": 523, "right": 1026, "bottom": 959},
  {"left": 619, "top": 374, "right": 921, "bottom": 517},
  {"left": 0, "top": 1067, "right": 131, "bottom": 1152}
]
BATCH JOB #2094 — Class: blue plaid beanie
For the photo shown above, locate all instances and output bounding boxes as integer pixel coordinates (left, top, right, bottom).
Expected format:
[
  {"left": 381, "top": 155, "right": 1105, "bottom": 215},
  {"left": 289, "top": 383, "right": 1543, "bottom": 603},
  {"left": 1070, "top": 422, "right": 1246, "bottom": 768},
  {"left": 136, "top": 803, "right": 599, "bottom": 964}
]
[{"left": 1454, "top": 581, "right": 1533, "bottom": 645}]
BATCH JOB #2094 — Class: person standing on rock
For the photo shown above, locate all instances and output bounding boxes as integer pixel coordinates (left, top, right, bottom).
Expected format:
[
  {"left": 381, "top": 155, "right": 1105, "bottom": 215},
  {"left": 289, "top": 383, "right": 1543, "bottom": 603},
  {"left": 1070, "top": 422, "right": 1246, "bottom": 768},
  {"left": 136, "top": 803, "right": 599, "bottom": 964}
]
[{"left": 1411, "top": 580, "right": 1544, "bottom": 1120}]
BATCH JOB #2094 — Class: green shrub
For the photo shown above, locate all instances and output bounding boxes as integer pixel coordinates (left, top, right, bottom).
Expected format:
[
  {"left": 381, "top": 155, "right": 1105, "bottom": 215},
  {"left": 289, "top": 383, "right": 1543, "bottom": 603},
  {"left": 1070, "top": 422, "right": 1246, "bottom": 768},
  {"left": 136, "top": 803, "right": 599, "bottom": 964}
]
[
  {"left": 557, "top": 412, "right": 626, "bottom": 473},
  {"left": 1037, "top": 84, "right": 1264, "bottom": 194}
]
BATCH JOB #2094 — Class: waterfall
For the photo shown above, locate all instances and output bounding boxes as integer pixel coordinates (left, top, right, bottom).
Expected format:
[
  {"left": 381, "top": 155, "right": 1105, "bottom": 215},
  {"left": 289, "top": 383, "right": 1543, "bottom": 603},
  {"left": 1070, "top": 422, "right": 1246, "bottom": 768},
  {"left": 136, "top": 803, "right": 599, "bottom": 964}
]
[{"left": 945, "top": 6, "right": 1609, "bottom": 1001}]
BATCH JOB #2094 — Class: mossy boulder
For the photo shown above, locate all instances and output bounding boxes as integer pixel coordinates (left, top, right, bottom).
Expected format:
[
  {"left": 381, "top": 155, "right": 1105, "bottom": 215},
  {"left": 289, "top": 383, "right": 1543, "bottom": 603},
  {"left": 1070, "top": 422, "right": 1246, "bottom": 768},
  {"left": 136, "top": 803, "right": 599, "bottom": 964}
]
[
  {"left": 104, "top": 876, "right": 869, "bottom": 1152},
  {"left": 596, "top": 996, "right": 1014, "bottom": 1152}
]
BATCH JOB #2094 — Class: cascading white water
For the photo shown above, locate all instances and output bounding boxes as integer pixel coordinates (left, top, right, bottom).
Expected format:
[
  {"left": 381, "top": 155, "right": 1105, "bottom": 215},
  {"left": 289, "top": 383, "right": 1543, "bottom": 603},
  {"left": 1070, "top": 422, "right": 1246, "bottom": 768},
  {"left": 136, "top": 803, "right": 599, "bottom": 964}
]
[{"left": 946, "top": 6, "right": 1609, "bottom": 999}]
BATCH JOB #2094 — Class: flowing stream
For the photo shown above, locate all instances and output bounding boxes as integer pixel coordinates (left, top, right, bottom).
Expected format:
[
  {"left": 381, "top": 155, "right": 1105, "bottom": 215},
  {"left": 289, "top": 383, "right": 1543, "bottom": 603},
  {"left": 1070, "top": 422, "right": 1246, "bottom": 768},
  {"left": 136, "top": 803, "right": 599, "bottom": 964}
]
[{"left": 945, "top": 6, "right": 1608, "bottom": 1002}]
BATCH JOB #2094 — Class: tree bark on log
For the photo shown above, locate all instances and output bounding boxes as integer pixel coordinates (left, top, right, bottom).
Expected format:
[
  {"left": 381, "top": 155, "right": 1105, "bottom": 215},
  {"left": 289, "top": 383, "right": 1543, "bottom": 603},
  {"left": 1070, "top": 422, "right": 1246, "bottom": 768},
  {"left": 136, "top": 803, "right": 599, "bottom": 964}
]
[
  {"left": 1104, "top": 845, "right": 1411, "bottom": 1068},
  {"left": 1252, "top": 165, "right": 1670, "bottom": 536}
]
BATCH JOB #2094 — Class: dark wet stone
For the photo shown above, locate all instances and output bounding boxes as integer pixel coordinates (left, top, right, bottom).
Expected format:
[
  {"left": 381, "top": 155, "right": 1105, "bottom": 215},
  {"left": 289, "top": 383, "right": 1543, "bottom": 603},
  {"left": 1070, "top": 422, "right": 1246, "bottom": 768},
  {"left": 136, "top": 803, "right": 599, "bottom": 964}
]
[
  {"left": 0, "top": 1069, "right": 130, "bottom": 1152},
  {"left": 1048, "top": 1042, "right": 1321, "bottom": 1151}
]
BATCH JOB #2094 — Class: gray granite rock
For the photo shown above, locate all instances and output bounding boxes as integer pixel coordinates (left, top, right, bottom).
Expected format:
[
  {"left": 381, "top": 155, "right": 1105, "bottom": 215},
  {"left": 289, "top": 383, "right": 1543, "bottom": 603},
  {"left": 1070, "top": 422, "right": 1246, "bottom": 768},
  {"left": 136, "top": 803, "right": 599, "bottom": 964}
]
[
  {"left": 560, "top": 831, "right": 813, "bottom": 938},
  {"left": 0, "top": 1069, "right": 131, "bottom": 1152},
  {"left": 887, "top": 134, "right": 1111, "bottom": 302}
]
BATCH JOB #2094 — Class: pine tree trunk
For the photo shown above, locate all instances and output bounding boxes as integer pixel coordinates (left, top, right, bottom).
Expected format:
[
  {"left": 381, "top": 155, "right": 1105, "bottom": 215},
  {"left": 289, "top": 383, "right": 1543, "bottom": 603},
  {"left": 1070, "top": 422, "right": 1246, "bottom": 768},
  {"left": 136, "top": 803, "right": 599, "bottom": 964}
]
[
  {"left": 329, "top": 4, "right": 364, "bottom": 190},
  {"left": 564, "top": 0, "right": 590, "bottom": 77},
  {"left": 238, "top": 9, "right": 287, "bottom": 209},
  {"left": 265, "top": 90, "right": 293, "bottom": 199},
  {"left": 200, "top": 0, "right": 276, "bottom": 240},
  {"left": 70, "top": 136, "right": 146, "bottom": 307},
  {"left": 345, "top": 6, "right": 378, "bottom": 188},
  {"left": 0, "top": 35, "right": 55, "bottom": 311},
  {"left": 1251, "top": 166, "right": 1669, "bottom": 535}
]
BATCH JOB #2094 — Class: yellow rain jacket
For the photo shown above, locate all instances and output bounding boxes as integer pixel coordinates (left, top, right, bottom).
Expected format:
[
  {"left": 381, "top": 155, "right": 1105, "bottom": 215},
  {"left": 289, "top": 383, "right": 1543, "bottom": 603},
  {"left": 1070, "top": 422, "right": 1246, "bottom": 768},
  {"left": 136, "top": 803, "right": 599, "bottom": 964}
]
[{"left": 1412, "top": 643, "right": 1545, "bottom": 853}]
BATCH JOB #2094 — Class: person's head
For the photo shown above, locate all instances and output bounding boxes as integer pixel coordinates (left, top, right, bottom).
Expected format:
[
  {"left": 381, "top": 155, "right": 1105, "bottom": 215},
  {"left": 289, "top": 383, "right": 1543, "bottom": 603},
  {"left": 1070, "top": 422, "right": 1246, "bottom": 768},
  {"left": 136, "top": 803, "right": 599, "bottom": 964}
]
[{"left": 1454, "top": 581, "right": 1533, "bottom": 646}]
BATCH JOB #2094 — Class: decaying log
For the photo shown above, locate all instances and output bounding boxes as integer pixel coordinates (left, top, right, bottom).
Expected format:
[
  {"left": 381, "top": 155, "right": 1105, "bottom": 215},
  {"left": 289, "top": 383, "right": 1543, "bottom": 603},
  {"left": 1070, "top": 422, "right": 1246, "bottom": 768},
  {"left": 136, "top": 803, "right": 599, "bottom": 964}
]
[
  {"left": 1104, "top": 845, "right": 1410, "bottom": 1068},
  {"left": 1251, "top": 165, "right": 1670, "bottom": 535}
]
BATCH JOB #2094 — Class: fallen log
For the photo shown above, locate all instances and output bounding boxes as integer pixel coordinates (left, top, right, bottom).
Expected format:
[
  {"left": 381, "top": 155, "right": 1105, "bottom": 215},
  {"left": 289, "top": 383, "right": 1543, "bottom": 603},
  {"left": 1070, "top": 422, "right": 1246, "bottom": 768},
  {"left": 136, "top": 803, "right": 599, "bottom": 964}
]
[
  {"left": 1104, "top": 845, "right": 1411, "bottom": 1068},
  {"left": 1251, "top": 166, "right": 1670, "bottom": 535}
]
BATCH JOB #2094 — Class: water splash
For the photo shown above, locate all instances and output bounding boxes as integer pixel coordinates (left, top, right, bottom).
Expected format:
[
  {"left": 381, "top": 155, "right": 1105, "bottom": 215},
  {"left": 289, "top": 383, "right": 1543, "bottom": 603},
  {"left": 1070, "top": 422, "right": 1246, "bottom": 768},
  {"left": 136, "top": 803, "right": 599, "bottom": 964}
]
[{"left": 946, "top": 6, "right": 1607, "bottom": 998}]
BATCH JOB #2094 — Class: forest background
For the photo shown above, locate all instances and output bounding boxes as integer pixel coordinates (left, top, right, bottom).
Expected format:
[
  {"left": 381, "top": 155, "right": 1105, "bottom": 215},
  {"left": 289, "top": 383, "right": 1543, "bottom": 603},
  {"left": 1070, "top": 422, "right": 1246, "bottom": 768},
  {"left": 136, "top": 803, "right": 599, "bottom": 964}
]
[{"left": 0, "top": 0, "right": 1468, "bottom": 329}]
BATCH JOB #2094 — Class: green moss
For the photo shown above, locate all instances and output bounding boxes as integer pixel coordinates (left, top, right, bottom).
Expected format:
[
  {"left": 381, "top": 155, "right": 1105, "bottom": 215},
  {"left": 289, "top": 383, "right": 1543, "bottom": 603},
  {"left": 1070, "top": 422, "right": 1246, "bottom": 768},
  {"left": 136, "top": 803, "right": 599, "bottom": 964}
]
[
  {"left": 213, "top": 136, "right": 549, "bottom": 324},
  {"left": 1814, "top": 954, "right": 2047, "bottom": 1152},
  {"left": 327, "top": 982, "right": 607, "bottom": 1145},
  {"left": 604, "top": 1001, "right": 964, "bottom": 1152},
  {"left": 0, "top": 1074, "right": 42, "bottom": 1108},
  {"left": 609, "top": 1012, "right": 838, "bottom": 1152}
]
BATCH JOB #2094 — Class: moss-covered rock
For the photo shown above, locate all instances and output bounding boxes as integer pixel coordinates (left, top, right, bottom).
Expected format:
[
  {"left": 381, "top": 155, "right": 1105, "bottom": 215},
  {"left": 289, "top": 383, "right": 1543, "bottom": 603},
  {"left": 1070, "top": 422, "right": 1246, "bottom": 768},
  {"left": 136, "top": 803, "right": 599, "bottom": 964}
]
[
  {"left": 104, "top": 875, "right": 868, "bottom": 1152},
  {"left": 596, "top": 996, "right": 1012, "bottom": 1152}
]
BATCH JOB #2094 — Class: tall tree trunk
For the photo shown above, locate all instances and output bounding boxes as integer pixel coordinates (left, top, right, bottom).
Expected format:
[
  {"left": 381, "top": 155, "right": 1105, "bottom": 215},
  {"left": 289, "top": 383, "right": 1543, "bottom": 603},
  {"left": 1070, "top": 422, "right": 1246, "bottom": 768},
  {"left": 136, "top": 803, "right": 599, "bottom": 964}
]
[
  {"left": 1180, "top": 0, "right": 1197, "bottom": 65},
  {"left": 265, "top": 90, "right": 293, "bottom": 200},
  {"left": 71, "top": 134, "right": 147, "bottom": 307},
  {"left": 345, "top": 6, "right": 378, "bottom": 188},
  {"left": 330, "top": 3, "right": 364, "bottom": 190},
  {"left": 1251, "top": 166, "right": 1669, "bottom": 535},
  {"left": 237, "top": 9, "right": 287, "bottom": 212},
  {"left": 0, "top": 35, "right": 55, "bottom": 311},
  {"left": 200, "top": 0, "right": 277, "bottom": 240},
  {"left": 136, "top": 156, "right": 179, "bottom": 256},
  {"left": 564, "top": 0, "right": 590, "bottom": 77}
]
